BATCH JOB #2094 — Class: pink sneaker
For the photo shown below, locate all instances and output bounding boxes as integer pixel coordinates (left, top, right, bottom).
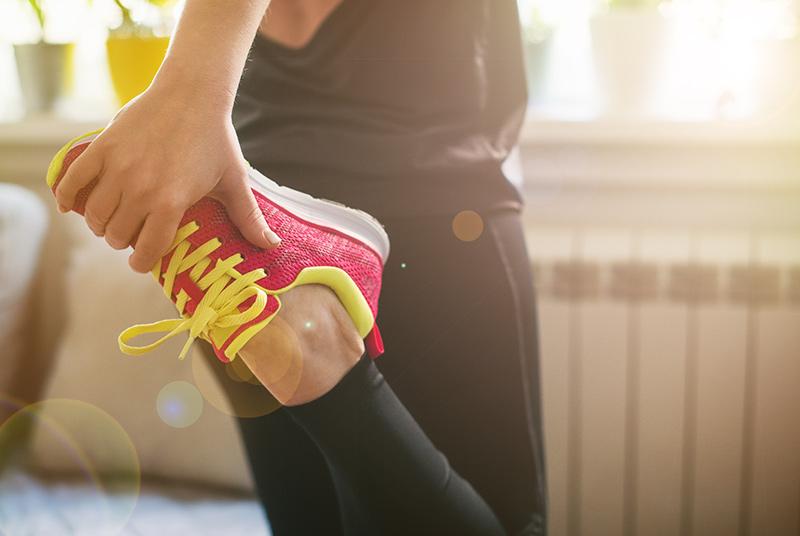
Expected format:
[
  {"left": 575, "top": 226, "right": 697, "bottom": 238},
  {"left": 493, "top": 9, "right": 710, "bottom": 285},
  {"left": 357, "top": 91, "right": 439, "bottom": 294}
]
[{"left": 47, "top": 130, "right": 389, "bottom": 363}]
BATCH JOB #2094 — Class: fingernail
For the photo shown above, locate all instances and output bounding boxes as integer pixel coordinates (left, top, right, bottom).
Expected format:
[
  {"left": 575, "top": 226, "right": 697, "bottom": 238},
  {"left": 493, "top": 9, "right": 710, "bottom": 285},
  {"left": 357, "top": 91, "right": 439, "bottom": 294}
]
[
  {"left": 265, "top": 230, "right": 281, "bottom": 245},
  {"left": 57, "top": 204, "right": 68, "bottom": 213}
]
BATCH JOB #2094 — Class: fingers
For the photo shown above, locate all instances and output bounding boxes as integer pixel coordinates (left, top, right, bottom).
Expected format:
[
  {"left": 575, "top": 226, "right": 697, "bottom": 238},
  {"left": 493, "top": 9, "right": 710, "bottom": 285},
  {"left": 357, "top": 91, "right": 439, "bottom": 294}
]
[
  {"left": 215, "top": 168, "right": 280, "bottom": 249},
  {"left": 83, "top": 179, "right": 121, "bottom": 237},
  {"left": 55, "top": 145, "right": 103, "bottom": 213},
  {"left": 129, "top": 211, "right": 184, "bottom": 274},
  {"left": 104, "top": 199, "right": 147, "bottom": 251}
]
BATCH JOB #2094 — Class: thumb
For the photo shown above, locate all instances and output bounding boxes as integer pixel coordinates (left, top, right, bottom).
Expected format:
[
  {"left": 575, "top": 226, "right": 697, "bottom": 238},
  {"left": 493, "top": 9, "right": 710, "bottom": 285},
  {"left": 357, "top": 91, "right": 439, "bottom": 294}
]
[{"left": 215, "top": 169, "right": 280, "bottom": 249}]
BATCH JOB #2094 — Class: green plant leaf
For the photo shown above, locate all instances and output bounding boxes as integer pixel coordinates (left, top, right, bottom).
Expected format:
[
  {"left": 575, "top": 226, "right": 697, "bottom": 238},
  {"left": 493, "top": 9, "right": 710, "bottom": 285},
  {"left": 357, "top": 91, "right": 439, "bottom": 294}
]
[
  {"left": 25, "top": 0, "right": 45, "bottom": 30},
  {"left": 607, "top": 0, "right": 662, "bottom": 9},
  {"left": 111, "top": 0, "right": 176, "bottom": 26},
  {"left": 112, "top": 0, "right": 132, "bottom": 24}
]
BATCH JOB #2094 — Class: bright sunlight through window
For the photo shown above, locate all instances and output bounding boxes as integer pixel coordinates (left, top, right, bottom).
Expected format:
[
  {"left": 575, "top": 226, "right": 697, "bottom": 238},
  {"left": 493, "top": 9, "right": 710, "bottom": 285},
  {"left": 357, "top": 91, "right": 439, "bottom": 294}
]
[{"left": 1, "top": 0, "right": 798, "bottom": 122}]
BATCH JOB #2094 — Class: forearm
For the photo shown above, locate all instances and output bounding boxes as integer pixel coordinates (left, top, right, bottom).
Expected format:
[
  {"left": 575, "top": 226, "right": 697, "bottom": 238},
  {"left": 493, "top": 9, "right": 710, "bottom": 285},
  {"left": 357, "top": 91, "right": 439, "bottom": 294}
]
[{"left": 154, "top": 0, "right": 271, "bottom": 108}]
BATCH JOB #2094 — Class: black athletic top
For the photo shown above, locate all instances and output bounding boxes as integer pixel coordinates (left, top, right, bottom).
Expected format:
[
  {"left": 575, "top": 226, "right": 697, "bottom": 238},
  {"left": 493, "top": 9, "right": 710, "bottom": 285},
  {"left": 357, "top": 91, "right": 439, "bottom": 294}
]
[{"left": 233, "top": 0, "right": 527, "bottom": 217}]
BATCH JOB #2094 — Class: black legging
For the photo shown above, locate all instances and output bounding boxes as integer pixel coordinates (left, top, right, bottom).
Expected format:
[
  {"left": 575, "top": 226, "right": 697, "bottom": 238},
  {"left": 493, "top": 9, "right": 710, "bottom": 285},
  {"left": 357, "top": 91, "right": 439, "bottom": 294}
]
[{"left": 226, "top": 207, "right": 547, "bottom": 535}]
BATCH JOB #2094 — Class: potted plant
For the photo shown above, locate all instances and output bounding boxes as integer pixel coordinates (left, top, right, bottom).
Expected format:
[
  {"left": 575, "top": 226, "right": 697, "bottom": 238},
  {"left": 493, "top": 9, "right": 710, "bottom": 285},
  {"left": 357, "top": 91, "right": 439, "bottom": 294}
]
[
  {"left": 105, "top": 0, "right": 174, "bottom": 106},
  {"left": 13, "top": 0, "right": 75, "bottom": 115},
  {"left": 521, "top": 4, "right": 555, "bottom": 106},
  {"left": 590, "top": 0, "right": 676, "bottom": 117}
]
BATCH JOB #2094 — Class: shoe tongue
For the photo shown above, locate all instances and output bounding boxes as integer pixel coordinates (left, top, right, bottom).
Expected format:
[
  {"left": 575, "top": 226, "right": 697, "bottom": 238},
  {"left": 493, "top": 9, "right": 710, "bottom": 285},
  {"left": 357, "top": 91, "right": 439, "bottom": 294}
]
[
  {"left": 171, "top": 258, "right": 255, "bottom": 317},
  {"left": 158, "top": 240, "right": 226, "bottom": 313}
]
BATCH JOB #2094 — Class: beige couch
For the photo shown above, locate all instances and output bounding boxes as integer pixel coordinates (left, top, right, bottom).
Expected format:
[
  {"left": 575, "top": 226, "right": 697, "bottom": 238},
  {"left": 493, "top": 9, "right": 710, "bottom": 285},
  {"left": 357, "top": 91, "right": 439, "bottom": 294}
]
[{"left": 0, "top": 183, "right": 271, "bottom": 535}]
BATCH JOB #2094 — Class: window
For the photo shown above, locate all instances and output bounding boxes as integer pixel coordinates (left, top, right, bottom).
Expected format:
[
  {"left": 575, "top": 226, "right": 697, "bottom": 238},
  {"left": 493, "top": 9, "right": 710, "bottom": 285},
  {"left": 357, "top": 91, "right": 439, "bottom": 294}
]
[
  {"left": 517, "top": 0, "right": 800, "bottom": 120},
  {"left": 1, "top": 1, "right": 798, "bottom": 122}
]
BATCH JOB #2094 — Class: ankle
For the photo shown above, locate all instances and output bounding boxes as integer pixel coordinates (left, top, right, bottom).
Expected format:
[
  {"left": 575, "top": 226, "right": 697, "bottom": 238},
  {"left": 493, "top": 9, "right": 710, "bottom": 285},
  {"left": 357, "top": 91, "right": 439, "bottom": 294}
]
[{"left": 238, "top": 285, "right": 364, "bottom": 405}]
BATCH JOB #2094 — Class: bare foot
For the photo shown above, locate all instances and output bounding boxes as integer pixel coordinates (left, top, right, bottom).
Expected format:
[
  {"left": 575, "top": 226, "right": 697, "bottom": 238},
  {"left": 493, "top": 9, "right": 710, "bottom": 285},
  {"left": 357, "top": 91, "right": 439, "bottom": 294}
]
[{"left": 237, "top": 284, "right": 365, "bottom": 406}]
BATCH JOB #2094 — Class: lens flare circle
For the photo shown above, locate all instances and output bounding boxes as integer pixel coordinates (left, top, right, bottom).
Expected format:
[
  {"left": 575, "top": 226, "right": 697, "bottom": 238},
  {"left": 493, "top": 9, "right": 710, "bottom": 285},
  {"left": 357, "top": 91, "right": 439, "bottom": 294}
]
[
  {"left": 191, "top": 315, "right": 305, "bottom": 419},
  {"left": 191, "top": 346, "right": 283, "bottom": 419},
  {"left": 0, "top": 397, "right": 141, "bottom": 536},
  {"left": 156, "top": 381, "right": 203, "bottom": 429},
  {"left": 452, "top": 210, "right": 484, "bottom": 242}
]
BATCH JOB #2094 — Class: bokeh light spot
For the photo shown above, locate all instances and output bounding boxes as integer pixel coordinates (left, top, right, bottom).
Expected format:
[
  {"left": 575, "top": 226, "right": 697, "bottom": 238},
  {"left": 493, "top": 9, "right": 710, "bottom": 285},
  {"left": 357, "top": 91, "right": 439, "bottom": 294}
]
[
  {"left": 191, "top": 316, "right": 304, "bottom": 419},
  {"left": 0, "top": 397, "right": 140, "bottom": 535},
  {"left": 452, "top": 210, "right": 484, "bottom": 242},
  {"left": 156, "top": 381, "right": 203, "bottom": 429},
  {"left": 226, "top": 357, "right": 256, "bottom": 384}
]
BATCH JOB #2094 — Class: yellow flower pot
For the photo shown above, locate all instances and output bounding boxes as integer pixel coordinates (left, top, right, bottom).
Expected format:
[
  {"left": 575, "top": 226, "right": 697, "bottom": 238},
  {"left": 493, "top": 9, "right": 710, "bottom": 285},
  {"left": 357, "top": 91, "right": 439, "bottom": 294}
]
[{"left": 106, "top": 35, "right": 169, "bottom": 106}]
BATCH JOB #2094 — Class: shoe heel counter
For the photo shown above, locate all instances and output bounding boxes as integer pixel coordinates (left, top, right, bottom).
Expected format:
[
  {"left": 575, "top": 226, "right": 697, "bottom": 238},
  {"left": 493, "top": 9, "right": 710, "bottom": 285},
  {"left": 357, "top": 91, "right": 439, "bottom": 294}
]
[{"left": 364, "top": 324, "right": 384, "bottom": 359}]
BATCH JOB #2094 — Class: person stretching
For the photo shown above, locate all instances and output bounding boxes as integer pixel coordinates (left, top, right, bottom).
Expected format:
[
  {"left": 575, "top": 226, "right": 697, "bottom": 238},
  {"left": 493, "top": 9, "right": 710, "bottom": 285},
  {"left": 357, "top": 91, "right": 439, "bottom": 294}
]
[{"left": 51, "top": 0, "right": 547, "bottom": 534}]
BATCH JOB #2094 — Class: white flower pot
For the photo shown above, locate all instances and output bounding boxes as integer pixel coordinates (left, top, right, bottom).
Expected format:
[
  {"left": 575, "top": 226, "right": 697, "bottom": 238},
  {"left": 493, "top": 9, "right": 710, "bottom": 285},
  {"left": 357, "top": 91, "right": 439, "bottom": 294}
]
[
  {"left": 524, "top": 34, "right": 554, "bottom": 105},
  {"left": 13, "top": 42, "right": 73, "bottom": 115},
  {"left": 590, "top": 11, "right": 676, "bottom": 118},
  {"left": 751, "top": 38, "right": 800, "bottom": 120}
]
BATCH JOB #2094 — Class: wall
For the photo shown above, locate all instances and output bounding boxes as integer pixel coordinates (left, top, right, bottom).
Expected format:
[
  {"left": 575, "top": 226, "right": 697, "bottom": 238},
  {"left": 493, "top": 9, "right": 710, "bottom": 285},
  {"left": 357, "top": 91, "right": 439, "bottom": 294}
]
[{"left": 520, "top": 119, "right": 800, "bottom": 536}]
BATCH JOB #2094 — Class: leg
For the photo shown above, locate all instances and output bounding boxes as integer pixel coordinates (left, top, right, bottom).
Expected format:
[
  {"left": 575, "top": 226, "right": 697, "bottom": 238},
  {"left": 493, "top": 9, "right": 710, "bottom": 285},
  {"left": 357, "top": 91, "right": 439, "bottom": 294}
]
[
  {"left": 201, "top": 285, "right": 358, "bottom": 534},
  {"left": 199, "top": 341, "right": 345, "bottom": 536},
  {"left": 236, "top": 285, "right": 505, "bottom": 534},
  {"left": 236, "top": 409, "right": 345, "bottom": 536},
  {"left": 375, "top": 209, "right": 548, "bottom": 535},
  {"left": 288, "top": 354, "right": 505, "bottom": 536}
]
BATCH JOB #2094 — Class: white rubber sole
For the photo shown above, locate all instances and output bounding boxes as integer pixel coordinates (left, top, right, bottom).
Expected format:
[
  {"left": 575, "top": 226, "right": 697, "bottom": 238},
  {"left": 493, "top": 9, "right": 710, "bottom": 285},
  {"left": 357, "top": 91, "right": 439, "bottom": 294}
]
[
  {"left": 68, "top": 132, "right": 391, "bottom": 264},
  {"left": 247, "top": 168, "right": 390, "bottom": 264}
]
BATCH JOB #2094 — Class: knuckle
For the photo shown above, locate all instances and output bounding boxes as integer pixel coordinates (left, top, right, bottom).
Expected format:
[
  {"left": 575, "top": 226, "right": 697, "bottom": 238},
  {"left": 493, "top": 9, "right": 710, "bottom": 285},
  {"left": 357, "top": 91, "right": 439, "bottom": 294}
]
[
  {"left": 113, "top": 156, "right": 137, "bottom": 174},
  {"left": 71, "top": 154, "right": 92, "bottom": 175},
  {"left": 134, "top": 244, "right": 158, "bottom": 261},
  {"left": 84, "top": 217, "right": 105, "bottom": 236},
  {"left": 105, "top": 233, "right": 128, "bottom": 250},
  {"left": 127, "top": 183, "right": 151, "bottom": 201},
  {"left": 232, "top": 164, "right": 249, "bottom": 180},
  {"left": 84, "top": 207, "right": 108, "bottom": 226},
  {"left": 60, "top": 160, "right": 92, "bottom": 194},
  {"left": 55, "top": 184, "right": 73, "bottom": 201},
  {"left": 244, "top": 204, "right": 264, "bottom": 224},
  {"left": 154, "top": 195, "right": 184, "bottom": 214},
  {"left": 86, "top": 223, "right": 104, "bottom": 237},
  {"left": 123, "top": 175, "right": 153, "bottom": 198}
]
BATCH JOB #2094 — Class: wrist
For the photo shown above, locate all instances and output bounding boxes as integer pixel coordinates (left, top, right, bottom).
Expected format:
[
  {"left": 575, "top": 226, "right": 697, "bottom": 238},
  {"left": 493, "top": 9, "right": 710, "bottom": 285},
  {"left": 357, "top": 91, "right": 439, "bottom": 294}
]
[{"left": 151, "top": 58, "right": 238, "bottom": 113}]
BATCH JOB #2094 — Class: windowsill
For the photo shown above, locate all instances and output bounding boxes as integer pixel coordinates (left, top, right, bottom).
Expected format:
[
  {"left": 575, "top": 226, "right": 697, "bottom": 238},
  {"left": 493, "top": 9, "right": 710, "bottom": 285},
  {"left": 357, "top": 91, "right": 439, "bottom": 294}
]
[
  {"left": 2, "top": 113, "right": 799, "bottom": 150},
  {"left": 521, "top": 113, "right": 800, "bottom": 147},
  {"left": 0, "top": 115, "right": 105, "bottom": 147},
  {"left": 3, "top": 113, "right": 800, "bottom": 195},
  {"left": 1, "top": 113, "right": 798, "bottom": 232}
]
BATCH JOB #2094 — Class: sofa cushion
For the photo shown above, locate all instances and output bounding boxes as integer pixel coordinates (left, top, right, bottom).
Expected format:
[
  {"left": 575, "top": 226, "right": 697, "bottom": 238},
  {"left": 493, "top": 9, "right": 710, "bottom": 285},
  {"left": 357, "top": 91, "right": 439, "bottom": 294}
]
[
  {"left": 26, "top": 225, "right": 257, "bottom": 492},
  {"left": 0, "top": 184, "right": 48, "bottom": 423}
]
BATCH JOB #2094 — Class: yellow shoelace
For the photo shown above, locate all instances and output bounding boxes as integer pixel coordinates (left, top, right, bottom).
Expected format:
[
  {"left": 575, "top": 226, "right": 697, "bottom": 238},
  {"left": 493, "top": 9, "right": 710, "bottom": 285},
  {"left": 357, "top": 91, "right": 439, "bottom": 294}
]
[{"left": 118, "top": 222, "right": 268, "bottom": 359}]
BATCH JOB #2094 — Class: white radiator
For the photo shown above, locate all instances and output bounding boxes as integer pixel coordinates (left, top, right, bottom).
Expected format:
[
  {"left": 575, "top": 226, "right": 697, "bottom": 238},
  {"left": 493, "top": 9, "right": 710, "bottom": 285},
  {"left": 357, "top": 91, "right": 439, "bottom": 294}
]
[{"left": 526, "top": 227, "right": 800, "bottom": 536}]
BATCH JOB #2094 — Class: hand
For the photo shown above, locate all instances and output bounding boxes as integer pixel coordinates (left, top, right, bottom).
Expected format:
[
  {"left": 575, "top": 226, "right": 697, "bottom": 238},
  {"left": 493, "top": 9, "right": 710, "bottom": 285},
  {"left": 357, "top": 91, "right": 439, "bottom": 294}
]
[{"left": 55, "top": 80, "right": 280, "bottom": 274}]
